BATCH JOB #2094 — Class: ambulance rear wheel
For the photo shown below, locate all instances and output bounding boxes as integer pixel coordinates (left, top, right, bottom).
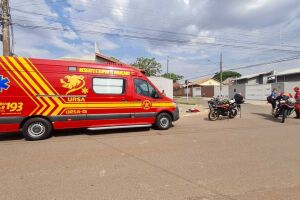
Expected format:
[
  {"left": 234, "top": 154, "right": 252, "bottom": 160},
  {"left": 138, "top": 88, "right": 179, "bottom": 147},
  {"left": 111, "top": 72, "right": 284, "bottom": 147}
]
[
  {"left": 155, "top": 113, "right": 172, "bottom": 130},
  {"left": 22, "top": 118, "right": 52, "bottom": 141}
]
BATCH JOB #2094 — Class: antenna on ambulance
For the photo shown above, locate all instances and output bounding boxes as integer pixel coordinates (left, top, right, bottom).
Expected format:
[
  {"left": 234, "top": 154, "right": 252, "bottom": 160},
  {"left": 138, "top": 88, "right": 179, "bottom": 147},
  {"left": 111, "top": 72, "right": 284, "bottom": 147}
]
[{"left": 95, "top": 41, "right": 101, "bottom": 54}]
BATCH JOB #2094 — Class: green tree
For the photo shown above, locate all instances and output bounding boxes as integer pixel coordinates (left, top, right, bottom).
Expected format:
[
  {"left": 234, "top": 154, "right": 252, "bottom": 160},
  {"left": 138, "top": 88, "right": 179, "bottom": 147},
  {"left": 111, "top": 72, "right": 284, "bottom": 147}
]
[
  {"left": 213, "top": 71, "right": 241, "bottom": 82},
  {"left": 132, "top": 57, "right": 162, "bottom": 76},
  {"left": 161, "top": 73, "right": 184, "bottom": 81}
]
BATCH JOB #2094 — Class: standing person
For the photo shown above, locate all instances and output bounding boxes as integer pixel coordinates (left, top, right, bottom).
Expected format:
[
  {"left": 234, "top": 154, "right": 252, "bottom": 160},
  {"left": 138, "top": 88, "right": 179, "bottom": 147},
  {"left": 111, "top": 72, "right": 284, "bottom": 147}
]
[
  {"left": 294, "top": 87, "right": 300, "bottom": 118},
  {"left": 234, "top": 92, "right": 244, "bottom": 104},
  {"left": 268, "top": 88, "right": 277, "bottom": 114}
]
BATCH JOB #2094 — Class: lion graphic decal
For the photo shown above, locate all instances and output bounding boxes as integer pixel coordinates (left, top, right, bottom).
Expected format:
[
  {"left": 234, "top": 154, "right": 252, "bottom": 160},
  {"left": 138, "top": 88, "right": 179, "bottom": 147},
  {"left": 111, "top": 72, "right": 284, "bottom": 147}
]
[{"left": 60, "top": 75, "right": 88, "bottom": 95}]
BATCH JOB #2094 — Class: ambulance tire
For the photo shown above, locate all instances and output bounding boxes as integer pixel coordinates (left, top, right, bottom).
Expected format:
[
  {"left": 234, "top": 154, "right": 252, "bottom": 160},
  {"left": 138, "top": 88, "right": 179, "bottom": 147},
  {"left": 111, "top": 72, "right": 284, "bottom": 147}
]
[
  {"left": 155, "top": 113, "right": 172, "bottom": 130},
  {"left": 22, "top": 118, "right": 52, "bottom": 141}
]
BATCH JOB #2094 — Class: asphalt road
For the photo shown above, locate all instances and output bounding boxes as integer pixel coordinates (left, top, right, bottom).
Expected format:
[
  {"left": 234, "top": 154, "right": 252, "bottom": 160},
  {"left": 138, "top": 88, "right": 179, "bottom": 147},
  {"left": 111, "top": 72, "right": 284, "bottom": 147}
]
[{"left": 0, "top": 103, "right": 299, "bottom": 200}]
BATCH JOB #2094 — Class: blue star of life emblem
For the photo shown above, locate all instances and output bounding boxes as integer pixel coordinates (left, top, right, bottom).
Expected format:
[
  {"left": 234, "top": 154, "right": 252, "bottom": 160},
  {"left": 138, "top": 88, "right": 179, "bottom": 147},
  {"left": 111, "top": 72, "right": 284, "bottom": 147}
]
[{"left": 0, "top": 75, "right": 10, "bottom": 93}]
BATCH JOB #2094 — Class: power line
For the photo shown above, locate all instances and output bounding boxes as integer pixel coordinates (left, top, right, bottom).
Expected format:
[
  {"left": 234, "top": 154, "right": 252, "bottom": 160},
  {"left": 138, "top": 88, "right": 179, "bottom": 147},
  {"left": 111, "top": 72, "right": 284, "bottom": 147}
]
[
  {"left": 14, "top": 1, "right": 300, "bottom": 46},
  {"left": 12, "top": 0, "right": 68, "bottom": 8},
  {"left": 10, "top": 7, "right": 300, "bottom": 49},
  {"left": 9, "top": 3, "right": 300, "bottom": 65},
  {"left": 12, "top": 21, "right": 300, "bottom": 54},
  {"left": 185, "top": 54, "right": 300, "bottom": 80},
  {"left": 14, "top": 18, "right": 283, "bottom": 57},
  {"left": 11, "top": 0, "right": 300, "bottom": 47}
]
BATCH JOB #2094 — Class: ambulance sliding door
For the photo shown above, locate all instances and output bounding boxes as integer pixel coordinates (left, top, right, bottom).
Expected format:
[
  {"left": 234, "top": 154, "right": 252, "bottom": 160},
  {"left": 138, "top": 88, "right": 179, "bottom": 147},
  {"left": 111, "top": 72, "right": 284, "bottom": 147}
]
[{"left": 86, "top": 75, "right": 133, "bottom": 127}]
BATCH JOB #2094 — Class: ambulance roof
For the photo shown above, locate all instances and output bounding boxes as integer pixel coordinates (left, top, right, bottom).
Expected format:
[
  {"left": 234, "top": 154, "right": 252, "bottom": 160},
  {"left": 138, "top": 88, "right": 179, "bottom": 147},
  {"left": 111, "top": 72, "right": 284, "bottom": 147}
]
[{"left": 28, "top": 57, "right": 141, "bottom": 73}]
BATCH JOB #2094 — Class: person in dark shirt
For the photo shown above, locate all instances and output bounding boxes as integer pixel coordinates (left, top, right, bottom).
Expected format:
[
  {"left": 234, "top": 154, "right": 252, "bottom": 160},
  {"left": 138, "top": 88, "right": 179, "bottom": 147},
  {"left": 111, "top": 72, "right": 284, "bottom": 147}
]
[{"left": 234, "top": 92, "right": 244, "bottom": 104}]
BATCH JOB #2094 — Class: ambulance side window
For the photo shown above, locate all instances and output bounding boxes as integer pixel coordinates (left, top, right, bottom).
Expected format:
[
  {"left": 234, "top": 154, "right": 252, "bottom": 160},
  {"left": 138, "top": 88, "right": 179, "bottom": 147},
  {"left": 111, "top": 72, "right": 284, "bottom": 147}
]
[
  {"left": 93, "top": 78, "right": 125, "bottom": 94},
  {"left": 134, "top": 79, "right": 160, "bottom": 99}
]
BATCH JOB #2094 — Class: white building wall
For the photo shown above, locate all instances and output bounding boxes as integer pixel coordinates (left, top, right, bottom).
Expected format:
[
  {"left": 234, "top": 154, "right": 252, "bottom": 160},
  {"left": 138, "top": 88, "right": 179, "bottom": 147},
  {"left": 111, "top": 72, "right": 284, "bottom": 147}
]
[
  {"left": 247, "top": 78, "right": 257, "bottom": 85},
  {"left": 263, "top": 76, "right": 268, "bottom": 84},
  {"left": 230, "top": 82, "right": 299, "bottom": 100},
  {"left": 271, "top": 83, "right": 284, "bottom": 93},
  {"left": 149, "top": 77, "right": 173, "bottom": 99},
  {"left": 214, "top": 85, "right": 229, "bottom": 98},
  {"left": 229, "top": 85, "right": 246, "bottom": 98},
  {"left": 284, "top": 81, "right": 300, "bottom": 94},
  {"left": 245, "top": 84, "right": 271, "bottom": 100}
]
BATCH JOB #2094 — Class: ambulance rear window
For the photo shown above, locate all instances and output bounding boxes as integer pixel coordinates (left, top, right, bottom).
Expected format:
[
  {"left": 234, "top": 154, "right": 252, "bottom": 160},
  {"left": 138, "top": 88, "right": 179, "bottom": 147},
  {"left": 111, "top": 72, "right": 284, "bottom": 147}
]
[{"left": 93, "top": 78, "right": 125, "bottom": 95}]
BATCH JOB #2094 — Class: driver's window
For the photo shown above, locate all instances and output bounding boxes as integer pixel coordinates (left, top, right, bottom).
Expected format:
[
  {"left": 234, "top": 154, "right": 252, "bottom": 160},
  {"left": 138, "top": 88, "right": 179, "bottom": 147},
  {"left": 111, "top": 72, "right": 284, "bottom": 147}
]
[
  {"left": 134, "top": 79, "right": 149, "bottom": 97},
  {"left": 148, "top": 83, "right": 160, "bottom": 99},
  {"left": 134, "top": 79, "right": 160, "bottom": 99}
]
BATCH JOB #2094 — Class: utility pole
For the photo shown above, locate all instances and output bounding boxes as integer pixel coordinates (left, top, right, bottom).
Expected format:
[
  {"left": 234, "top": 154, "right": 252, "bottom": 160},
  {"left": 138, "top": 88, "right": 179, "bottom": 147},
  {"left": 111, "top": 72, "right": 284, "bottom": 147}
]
[
  {"left": 185, "top": 80, "right": 189, "bottom": 102},
  {"left": 220, "top": 53, "right": 223, "bottom": 95},
  {"left": 167, "top": 56, "right": 169, "bottom": 78},
  {"left": 1, "top": 0, "right": 11, "bottom": 56}
]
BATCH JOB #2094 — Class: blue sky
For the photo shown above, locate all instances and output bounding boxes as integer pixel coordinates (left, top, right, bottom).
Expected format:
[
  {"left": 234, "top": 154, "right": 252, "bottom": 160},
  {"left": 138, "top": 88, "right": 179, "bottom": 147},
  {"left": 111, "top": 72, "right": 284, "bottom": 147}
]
[{"left": 4, "top": 0, "right": 300, "bottom": 80}]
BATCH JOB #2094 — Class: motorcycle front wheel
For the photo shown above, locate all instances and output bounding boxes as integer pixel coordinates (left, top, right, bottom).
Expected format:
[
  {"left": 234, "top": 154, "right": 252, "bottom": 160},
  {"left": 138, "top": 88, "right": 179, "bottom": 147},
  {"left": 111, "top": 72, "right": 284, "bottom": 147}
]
[
  {"left": 281, "top": 109, "right": 287, "bottom": 123},
  {"left": 208, "top": 110, "right": 219, "bottom": 121},
  {"left": 273, "top": 109, "right": 279, "bottom": 118}
]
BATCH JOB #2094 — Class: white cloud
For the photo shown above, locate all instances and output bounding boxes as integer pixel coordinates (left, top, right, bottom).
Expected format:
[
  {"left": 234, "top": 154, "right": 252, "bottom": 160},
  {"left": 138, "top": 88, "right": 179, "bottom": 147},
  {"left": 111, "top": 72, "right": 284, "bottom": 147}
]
[
  {"left": 63, "top": 30, "right": 78, "bottom": 40},
  {"left": 246, "top": 0, "right": 273, "bottom": 10}
]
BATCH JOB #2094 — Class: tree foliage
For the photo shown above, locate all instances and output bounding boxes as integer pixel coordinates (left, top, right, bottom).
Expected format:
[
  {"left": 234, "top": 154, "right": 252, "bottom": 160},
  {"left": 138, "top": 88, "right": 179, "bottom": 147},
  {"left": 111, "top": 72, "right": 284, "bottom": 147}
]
[
  {"left": 132, "top": 57, "right": 162, "bottom": 76},
  {"left": 213, "top": 71, "right": 241, "bottom": 82},
  {"left": 161, "top": 73, "right": 184, "bottom": 81}
]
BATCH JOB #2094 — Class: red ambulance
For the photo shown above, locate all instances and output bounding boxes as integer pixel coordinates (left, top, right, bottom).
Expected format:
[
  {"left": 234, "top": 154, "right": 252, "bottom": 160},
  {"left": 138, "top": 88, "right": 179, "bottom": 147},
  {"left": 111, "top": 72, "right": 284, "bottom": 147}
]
[{"left": 0, "top": 57, "right": 179, "bottom": 140}]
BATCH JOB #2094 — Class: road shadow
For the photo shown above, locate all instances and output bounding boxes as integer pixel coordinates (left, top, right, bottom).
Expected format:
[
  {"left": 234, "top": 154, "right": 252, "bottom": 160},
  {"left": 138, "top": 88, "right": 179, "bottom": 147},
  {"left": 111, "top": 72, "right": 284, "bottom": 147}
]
[
  {"left": 53, "top": 127, "right": 152, "bottom": 139},
  {"left": 0, "top": 127, "right": 153, "bottom": 142},
  {"left": 252, "top": 112, "right": 299, "bottom": 123},
  {"left": 252, "top": 112, "right": 280, "bottom": 122},
  {"left": 203, "top": 116, "right": 233, "bottom": 121},
  {"left": 0, "top": 132, "right": 24, "bottom": 142}
]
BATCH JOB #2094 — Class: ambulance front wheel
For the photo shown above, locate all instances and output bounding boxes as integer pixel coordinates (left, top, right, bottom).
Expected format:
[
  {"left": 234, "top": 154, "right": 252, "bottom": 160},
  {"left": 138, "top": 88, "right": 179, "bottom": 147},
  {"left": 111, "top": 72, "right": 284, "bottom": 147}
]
[
  {"left": 155, "top": 113, "right": 172, "bottom": 130},
  {"left": 22, "top": 118, "right": 52, "bottom": 141}
]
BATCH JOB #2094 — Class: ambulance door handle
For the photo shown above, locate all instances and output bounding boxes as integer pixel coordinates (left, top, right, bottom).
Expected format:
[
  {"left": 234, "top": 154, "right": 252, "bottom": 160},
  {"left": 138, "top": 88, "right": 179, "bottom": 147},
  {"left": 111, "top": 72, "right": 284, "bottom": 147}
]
[{"left": 121, "top": 98, "right": 128, "bottom": 101}]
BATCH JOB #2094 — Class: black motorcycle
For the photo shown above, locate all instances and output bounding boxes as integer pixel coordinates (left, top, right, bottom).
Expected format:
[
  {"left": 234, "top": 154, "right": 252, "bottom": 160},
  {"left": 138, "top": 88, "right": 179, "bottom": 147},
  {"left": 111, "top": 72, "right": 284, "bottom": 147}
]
[
  {"left": 273, "top": 98, "right": 295, "bottom": 123},
  {"left": 208, "top": 99, "right": 238, "bottom": 121},
  {"left": 208, "top": 97, "right": 221, "bottom": 109}
]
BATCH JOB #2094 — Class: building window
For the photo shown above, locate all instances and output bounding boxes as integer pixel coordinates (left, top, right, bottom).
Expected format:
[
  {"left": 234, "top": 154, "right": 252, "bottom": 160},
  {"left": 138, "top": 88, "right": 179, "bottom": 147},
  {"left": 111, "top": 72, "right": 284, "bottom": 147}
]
[
  {"left": 134, "top": 78, "right": 160, "bottom": 99},
  {"left": 93, "top": 78, "right": 125, "bottom": 94}
]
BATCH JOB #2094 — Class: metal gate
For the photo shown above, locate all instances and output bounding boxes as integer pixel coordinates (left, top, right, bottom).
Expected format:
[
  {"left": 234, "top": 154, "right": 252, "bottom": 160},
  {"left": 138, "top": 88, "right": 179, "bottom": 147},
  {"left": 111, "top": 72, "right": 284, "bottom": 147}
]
[
  {"left": 245, "top": 84, "right": 271, "bottom": 100},
  {"left": 193, "top": 87, "right": 201, "bottom": 97},
  {"left": 201, "top": 86, "right": 214, "bottom": 97}
]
